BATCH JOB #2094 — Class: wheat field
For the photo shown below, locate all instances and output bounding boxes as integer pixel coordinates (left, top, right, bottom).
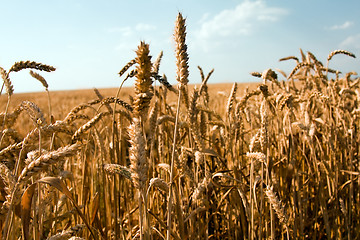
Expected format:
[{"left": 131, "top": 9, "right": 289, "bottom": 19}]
[{"left": 0, "top": 12, "right": 359, "bottom": 240}]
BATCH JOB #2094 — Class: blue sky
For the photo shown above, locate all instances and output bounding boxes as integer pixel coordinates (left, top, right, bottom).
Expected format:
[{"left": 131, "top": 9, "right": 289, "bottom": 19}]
[{"left": 0, "top": 0, "right": 359, "bottom": 93}]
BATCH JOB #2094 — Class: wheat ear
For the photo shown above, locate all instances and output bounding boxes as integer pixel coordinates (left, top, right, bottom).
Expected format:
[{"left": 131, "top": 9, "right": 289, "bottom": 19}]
[
  {"left": 0, "top": 67, "right": 13, "bottom": 97},
  {"left": 174, "top": 12, "right": 190, "bottom": 109},
  {"left": 128, "top": 117, "right": 149, "bottom": 239},
  {"left": 119, "top": 59, "right": 136, "bottom": 77},
  {"left": 279, "top": 56, "right": 299, "bottom": 63},
  {"left": 166, "top": 13, "right": 191, "bottom": 240},
  {"left": 226, "top": 82, "right": 237, "bottom": 118},
  {"left": 327, "top": 49, "right": 356, "bottom": 62},
  {"left": 20, "top": 101, "right": 46, "bottom": 126},
  {"left": 18, "top": 143, "right": 81, "bottom": 184},
  {"left": 103, "top": 163, "right": 132, "bottom": 181},
  {"left": 152, "top": 51, "right": 163, "bottom": 74},
  {"left": 326, "top": 50, "right": 356, "bottom": 76},
  {"left": 47, "top": 224, "right": 85, "bottom": 240},
  {"left": 9, "top": 60, "right": 55, "bottom": 73},
  {"left": 128, "top": 117, "right": 148, "bottom": 191},
  {"left": 133, "top": 41, "right": 153, "bottom": 120},
  {"left": 152, "top": 74, "right": 178, "bottom": 94},
  {"left": 287, "top": 62, "right": 313, "bottom": 80},
  {"left": 29, "top": 70, "right": 49, "bottom": 90},
  {"left": 265, "top": 185, "right": 289, "bottom": 226}
]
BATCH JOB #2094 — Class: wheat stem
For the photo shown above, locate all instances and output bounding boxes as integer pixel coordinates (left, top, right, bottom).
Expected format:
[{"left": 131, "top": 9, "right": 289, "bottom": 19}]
[{"left": 166, "top": 86, "right": 182, "bottom": 240}]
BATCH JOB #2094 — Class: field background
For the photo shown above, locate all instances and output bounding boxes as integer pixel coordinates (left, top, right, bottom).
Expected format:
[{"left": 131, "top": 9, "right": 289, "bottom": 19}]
[{"left": 0, "top": 83, "right": 255, "bottom": 135}]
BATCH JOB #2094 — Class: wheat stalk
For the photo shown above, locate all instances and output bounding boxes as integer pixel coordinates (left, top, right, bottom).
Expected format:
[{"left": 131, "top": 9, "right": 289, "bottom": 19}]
[{"left": 128, "top": 117, "right": 149, "bottom": 239}]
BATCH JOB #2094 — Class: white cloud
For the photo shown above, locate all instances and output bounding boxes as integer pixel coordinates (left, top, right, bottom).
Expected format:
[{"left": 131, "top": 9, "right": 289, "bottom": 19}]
[
  {"left": 108, "top": 23, "right": 158, "bottom": 52},
  {"left": 107, "top": 23, "right": 156, "bottom": 36},
  {"left": 196, "top": 0, "right": 287, "bottom": 39},
  {"left": 135, "top": 23, "right": 157, "bottom": 31},
  {"left": 340, "top": 34, "right": 360, "bottom": 49},
  {"left": 329, "top": 21, "right": 354, "bottom": 30},
  {"left": 192, "top": 0, "right": 288, "bottom": 52},
  {"left": 115, "top": 42, "right": 132, "bottom": 51},
  {"left": 107, "top": 26, "right": 133, "bottom": 36}
]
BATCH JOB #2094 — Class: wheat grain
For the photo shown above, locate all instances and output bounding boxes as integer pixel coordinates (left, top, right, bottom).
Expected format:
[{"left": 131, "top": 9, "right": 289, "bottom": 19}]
[
  {"left": 103, "top": 163, "right": 132, "bottom": 180},
  {"left": 100, "top": 97, "right": 133, "bottom": 112},
  {"left": 188, "top": 89, "right": 203, "bottom": 151},
  {"left": 198, "top": 68, "right": 214, "bottom": 105},
  {"left": 246, "top": 152, "right": 266, "bottom": 164},
  {"left": 9, "top": 60, "right": 55, "bottom": 73},
  {"left": 133, "top": 42, "right": 153, "bottom": 119},
  {"left": 279, "top": 56, "right": 299, "bottom": 62},
  {"left": 250, "top": 71, "right": 262, "bottom": 78},
  {"left": 179, "top": 147, "right": 195, "bottom": 185},
  {"left": 327, "top": 49, "right": 356, "bottom": 61},
  {"left": 148, "top": 177, "right": 169, "bottom": 193},
  {"left": 197, "top": 105, "right": 223, "bottom": 121},
  {"left": 265, "top": 185, "right": 289, "bottom": 226},
  {"left": 0, "top": 67, "right": 13, "bottom": 97},
  {"left": 157, "top": 163, "right": 171, "bottom": 174},
  {"left": 262, "top": 69, "right": 278, "bottom": 81},
  {"left": 307, "top": 51, "right": 323, "bottom": 66},
  {"left": 29, "top": 70, "right": 49, "bottom": 90},
  {"left": 25, "top": 149, "right": 48, "bottom": 165},
  {"left": 119, "top": 59, "right": 136, "bottom": 77},
  {"left": 148, "top": 103, "right": 158, "bottom": 141},
  {"left": 0, "top": 164, "right": 15, "bottom": 213},
  {"left": 152, "top": 73, "right": 178, "bottom": 94},
  {"left": 226, "top": 83, "right": 237, "bottom": 117},
  {"left": 71, "top": 112, "right": 106, "bottom": 142},
  {"left": 287, "top": 62, "right": 313, "bottom": 80},
  {"left": 18, "top": 143, "right": 81, "bottom": 183},
  {"left": 0, "top": 106, "right": 23, "bottom": 128},
  {"left": 128, "top": 118, "right": 148, "bottom": 191},
  {"left": 152, "top": 51, "right": 163, "bottom": 74},
  {"left": 191, "top": 173, "right": 211, "bottom": 202},
  {"left": 20, "top": 101, "right": 46, "bottom": 126},
  {"left": 174, "top": 13, "right": 189, "bottom": 86},
  {"left": 47, "top": 224, "right": 85, "bottom": 240}
]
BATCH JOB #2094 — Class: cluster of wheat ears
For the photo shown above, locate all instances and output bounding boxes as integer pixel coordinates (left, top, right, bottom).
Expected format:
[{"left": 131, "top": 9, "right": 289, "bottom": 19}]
[{"left": 0, "top": 12, "right": 359, "bottom": 240}]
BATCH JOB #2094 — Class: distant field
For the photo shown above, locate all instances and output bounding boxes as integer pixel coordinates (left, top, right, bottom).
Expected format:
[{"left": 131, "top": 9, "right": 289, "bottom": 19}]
[{"left": 0, "top": 82, "right": 257, "bottom": 126}]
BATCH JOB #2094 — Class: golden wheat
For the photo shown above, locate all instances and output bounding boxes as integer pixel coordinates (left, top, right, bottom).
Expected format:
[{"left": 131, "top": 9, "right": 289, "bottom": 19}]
[{"left": 0, "top": 12, "right": 359, "bottom": 240}]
